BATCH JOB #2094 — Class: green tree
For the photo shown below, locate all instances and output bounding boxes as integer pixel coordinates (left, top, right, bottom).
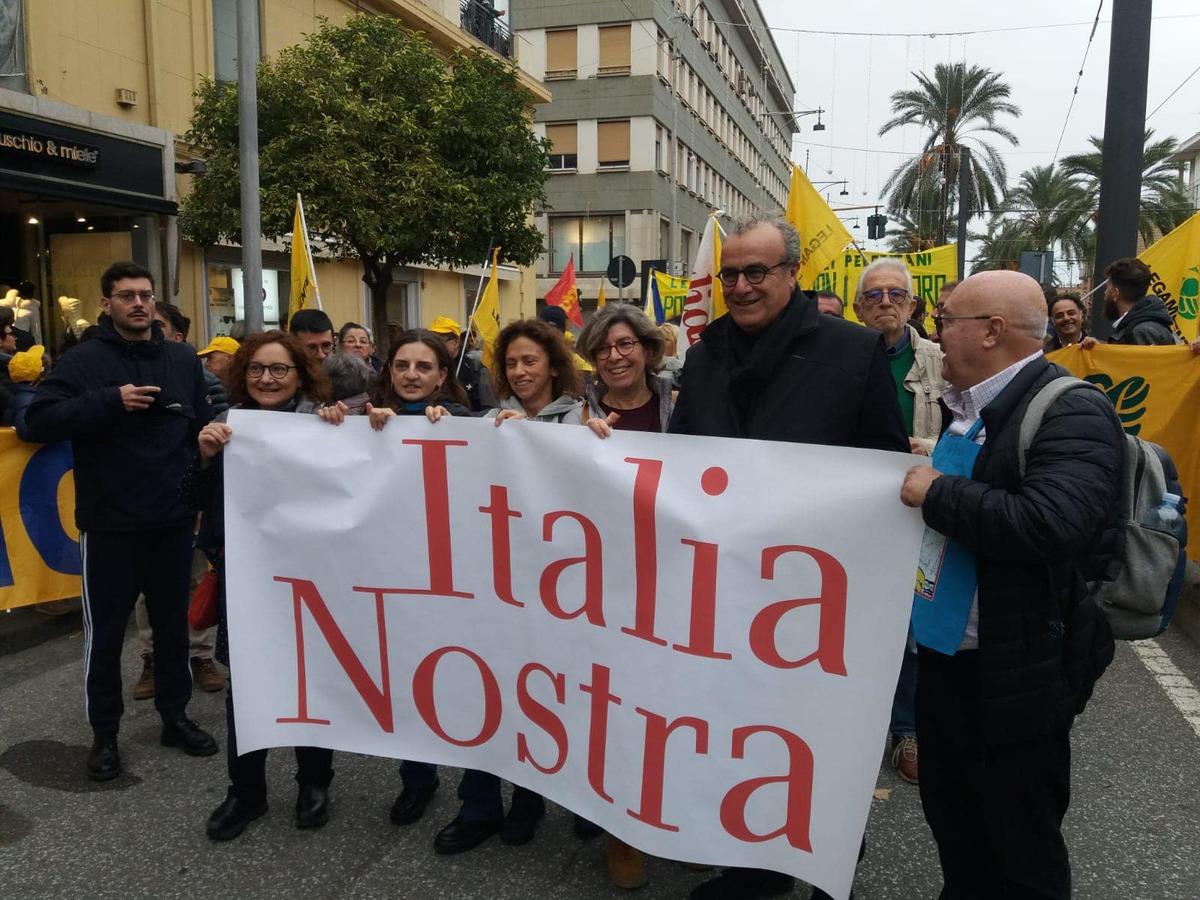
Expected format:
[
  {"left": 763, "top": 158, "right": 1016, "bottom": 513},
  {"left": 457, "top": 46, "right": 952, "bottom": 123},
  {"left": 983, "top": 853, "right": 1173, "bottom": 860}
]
[
  {"left": 1060, "top": 129, "right": 1193, "bottom": 249},
  {"left": 180, "top": 16, "right": 549, "bottom": 329},
  {"left": 995, "top": 163, "right": 1092, "bottom": 273},
  {"left": 969, "top": 218, "right": 1034, "bottom": 274},
  {"left": 878, "top": 62, "right": 1020, "bottom": 245}
]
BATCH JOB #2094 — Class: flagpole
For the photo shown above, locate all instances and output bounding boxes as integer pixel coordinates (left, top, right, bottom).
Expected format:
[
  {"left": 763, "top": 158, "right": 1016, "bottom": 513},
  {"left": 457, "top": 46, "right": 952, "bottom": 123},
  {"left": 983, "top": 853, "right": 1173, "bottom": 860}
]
[
  {"left": 296, "top": 193, "right": 322, "bottom": 310},
  {"left": 459, "top": 239, "right": 497, "bottom": 377}
]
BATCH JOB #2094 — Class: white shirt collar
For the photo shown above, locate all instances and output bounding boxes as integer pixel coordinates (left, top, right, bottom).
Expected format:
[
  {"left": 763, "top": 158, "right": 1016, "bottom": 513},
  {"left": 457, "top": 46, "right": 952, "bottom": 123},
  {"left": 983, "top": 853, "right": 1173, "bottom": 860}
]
[{"left": 943, "top": 350, "right": 1044, "bottom": 442}]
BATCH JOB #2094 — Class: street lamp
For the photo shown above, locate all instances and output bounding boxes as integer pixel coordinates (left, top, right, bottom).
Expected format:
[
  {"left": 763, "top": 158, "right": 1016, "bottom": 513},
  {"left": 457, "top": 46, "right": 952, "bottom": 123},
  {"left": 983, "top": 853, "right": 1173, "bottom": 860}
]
[
  {"left": 763, "top": 107, "right": 827, "bottom": 131},
  {"left": 813, "top": 179, "right": 850, "bottom": 196}
]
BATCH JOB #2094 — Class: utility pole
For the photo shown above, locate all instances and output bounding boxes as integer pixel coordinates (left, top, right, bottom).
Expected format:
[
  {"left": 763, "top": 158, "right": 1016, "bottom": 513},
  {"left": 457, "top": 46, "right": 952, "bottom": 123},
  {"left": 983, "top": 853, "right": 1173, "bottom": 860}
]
[
  {"left": 957, "top": 146, "right": 970, "bottom": 279},
  {"left": 237, "top": 0, "right": 264, "bottom": 332},
  {"left": 669, "top": 32, "right": 681, "bottom": 278},
  {"left": 1091, "top": 0, "right": 1152, "bottom": 339}
]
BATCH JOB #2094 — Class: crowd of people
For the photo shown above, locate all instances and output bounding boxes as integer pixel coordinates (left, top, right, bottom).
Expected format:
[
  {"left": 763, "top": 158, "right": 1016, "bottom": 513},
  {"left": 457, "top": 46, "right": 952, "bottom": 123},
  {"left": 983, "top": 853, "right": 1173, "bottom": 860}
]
[{"left": 0, "top": 223, "right": 1193, "bottom": 900}]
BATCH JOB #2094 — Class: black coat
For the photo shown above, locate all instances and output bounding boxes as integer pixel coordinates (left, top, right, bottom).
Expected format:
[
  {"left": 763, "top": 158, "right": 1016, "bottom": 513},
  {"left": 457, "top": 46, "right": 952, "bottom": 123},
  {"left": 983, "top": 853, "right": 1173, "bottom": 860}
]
[
  {"left": 669, "top": 287, "right": 909, "bottom": 452},
  {"left": 1109, "top": 295, "right": 1179, "bottom": 345},
  {"left": 24, "top": 315, "right": 209, "bottom": 532},
  {"left": 920, "top": 357, "right": 1123, "bottom": 743}
]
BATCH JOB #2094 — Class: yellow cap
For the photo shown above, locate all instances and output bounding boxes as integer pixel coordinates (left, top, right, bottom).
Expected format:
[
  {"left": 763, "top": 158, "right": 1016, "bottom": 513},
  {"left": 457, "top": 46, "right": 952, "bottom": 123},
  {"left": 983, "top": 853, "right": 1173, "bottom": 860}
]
[
  {"left": 197, "top": 336, "right": 240, "bottom": 357},
  {"left": 429, "top": 316, "right": 463, "bottom": 335},
  {"left": 8, "top": 345, "right": 45, "bottom": 383}
]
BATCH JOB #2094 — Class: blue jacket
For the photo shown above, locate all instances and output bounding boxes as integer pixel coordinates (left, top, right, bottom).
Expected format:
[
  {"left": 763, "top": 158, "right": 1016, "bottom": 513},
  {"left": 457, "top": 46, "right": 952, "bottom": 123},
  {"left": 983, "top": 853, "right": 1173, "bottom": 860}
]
[{"left": 24, "top": 315, "right": 210, "bottom": 532}]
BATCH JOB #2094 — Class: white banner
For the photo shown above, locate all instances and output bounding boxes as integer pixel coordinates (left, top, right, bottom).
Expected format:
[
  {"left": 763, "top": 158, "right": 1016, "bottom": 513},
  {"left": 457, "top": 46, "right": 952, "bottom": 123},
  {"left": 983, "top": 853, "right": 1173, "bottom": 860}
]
[{"left": 224, "top": 411, "right": 926, "bottom": 900}]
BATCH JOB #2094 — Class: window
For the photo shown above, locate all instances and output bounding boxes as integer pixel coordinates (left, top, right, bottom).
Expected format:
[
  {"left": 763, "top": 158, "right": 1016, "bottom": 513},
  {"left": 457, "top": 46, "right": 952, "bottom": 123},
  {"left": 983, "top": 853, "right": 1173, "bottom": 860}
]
[
  {"left": 212, "top": 0, "right": 260, "bottom": 83},
  {"left": 598, "top": 24, "right": 631, "bottom": 76},
  {"left": 546, "top": 29, "right": 578, "bottom": 79},
  {"left": 597, "top": 120, "right": 630, "bottom": 169},
  {"left": 550, "top": 216, "right": 626, "bottom": 274},
  {"left": 655, "top": 125, "right": 669, "bottom": 173},
  {"left": 0, "top": 0, "right": 26, "bottom": 93},
  {"left": 545, "top": 123, "right": 578, "bottom": 170}
]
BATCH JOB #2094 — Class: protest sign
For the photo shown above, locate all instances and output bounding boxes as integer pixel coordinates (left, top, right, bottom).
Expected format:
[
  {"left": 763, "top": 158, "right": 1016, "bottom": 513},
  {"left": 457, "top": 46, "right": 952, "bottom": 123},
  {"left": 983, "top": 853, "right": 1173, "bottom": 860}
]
[{"left": 223, "top": 413, "right": 925, "bottom": 899}]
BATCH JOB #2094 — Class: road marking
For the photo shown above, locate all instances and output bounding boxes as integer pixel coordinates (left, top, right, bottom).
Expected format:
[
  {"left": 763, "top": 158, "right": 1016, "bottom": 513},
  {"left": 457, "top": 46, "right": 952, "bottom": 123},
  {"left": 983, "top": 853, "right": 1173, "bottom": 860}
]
[{"left": 1131, "top": 640, "right": 1200, "bottom": 739}]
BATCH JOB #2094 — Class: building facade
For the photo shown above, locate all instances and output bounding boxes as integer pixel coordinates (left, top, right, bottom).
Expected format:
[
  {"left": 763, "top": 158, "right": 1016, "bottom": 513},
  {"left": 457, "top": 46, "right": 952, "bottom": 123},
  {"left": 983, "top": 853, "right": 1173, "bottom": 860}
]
[
  {"left": 0, "top": 0, "right": 548, "bottom": 350},
  {"left": 512, "top": 0, "right": 796, "bottom": 309}
]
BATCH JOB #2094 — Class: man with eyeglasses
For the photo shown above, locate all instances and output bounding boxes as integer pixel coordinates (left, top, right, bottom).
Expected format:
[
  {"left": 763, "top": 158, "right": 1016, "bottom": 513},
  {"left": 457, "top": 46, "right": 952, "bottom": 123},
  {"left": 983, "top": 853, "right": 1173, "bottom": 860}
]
[
  {"left": 852, "top": 258, "right": 947, "bottom": 788},
  {"left": 670, "top": 215, "right": 908, "bottom": 900},
  {"left": 900, "top": 270, "right": 1122, "bottom": 899},
  {"left": 288, "top": 308, "right": 336, "bottom": 360},
  {"left": 25, "top": 260, "right": 220, "bottom": 782}
]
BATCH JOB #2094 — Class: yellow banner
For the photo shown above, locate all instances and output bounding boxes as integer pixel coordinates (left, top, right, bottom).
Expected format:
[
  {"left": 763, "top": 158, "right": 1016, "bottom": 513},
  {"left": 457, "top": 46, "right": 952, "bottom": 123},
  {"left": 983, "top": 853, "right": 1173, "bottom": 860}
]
[
  {"left": 0, "top": 430, "right": 81, "bottom": 610},
  {"left": 653, "top": 270, "right": 690, "bottom": 322},
  {"left": 813, "top": 244, "right": 959, "bottom": 325},
  {"left": 289, "top": 196, "right": 320, "bottom": 319},
  {"left": 1048, "top": 344, "right": 1200, "bottom": 561},
  {"left": 785, "top": 164, "right": 855, "bottom": 287},
  {"left": 473, "top": 247, "right": 502, "bottom": 371},
  {"left": 1139, "top": 210, "right": 1200, "bottom": 343}
]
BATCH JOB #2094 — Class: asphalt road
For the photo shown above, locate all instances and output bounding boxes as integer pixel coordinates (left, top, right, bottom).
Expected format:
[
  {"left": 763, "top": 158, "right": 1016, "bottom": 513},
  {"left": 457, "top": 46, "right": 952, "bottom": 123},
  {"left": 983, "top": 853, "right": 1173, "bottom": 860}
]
[{"left": 1, "top": 615, "right": 1197, "bottom": 900}]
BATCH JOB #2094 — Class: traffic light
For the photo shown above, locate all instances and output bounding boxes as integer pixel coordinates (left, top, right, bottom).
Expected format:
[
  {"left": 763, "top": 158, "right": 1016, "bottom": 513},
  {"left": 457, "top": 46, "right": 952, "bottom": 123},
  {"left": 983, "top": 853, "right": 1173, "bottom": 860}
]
[{"left": 867, "top": 214, "right": 888, "bottom": 240}]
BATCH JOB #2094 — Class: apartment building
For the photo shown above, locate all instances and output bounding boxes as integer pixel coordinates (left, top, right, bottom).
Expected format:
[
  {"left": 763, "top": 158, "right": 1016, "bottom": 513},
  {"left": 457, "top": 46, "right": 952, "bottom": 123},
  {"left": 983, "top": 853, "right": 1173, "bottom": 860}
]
[
  {"left": 512, "top": 0, "right": 796, "bottom": 308},
  {"left": 0, "top": 0, "right": 547, "bottom": 349}
]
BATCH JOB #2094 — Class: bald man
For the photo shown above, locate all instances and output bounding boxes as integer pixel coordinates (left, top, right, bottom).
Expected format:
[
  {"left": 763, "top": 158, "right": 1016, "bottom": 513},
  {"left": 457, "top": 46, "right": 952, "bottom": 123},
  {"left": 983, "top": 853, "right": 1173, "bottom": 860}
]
[{"left": 900, "top": 271, "right": 1123, "bottom": 899}]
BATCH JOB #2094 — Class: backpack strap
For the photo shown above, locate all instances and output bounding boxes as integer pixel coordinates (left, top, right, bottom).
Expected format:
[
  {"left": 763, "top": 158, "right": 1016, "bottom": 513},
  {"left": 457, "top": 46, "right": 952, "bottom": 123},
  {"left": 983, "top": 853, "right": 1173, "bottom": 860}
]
[{"left": 1016, "top": 376, "right": 1104, "bottom": 476}]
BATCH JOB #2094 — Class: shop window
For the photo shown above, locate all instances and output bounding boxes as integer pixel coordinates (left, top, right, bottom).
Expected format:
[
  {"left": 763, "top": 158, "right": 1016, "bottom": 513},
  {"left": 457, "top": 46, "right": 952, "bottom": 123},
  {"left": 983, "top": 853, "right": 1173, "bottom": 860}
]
[
  {"left": 549, "top": 216, "right": 625, "bottom": 274},
  {"left": 206, "top": 263, "right": 281, "bottom": 338}
]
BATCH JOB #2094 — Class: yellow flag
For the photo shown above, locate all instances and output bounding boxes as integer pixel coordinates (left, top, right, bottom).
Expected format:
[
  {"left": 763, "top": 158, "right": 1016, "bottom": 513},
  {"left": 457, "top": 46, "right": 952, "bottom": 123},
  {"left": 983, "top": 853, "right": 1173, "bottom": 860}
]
[
  {"left": 288, "top": 195, "right": 321, "bottom": 318},
  {"left": 1049, "top": 343, "right": 1200, "bottom": 561},
  {"left": 473, "top": 247, "right": 502, "bottom": 370},
  {"left": 653, "top": 269, "right": 690, "bottom": 322},
  {"left": 813, "top": 244, "right": 959, "bottom": 324},
  {"left": 1138, "top": 210, "right": 1200, "bottom": 342},
  {"left": 785, "top": 164, "right": 855, "bottom": 288},
  {"left": 712, "top": 221, "right": 726, "bottom": 319},
  {"left": 597, "top": 280, "right": 606, "bottom": 309}
]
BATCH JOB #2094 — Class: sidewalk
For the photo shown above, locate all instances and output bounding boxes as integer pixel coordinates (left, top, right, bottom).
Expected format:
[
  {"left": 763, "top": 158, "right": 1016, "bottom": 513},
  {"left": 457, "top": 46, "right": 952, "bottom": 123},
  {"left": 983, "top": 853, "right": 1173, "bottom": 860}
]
[{"left": 0, "top": 598, "right": 82, "bottom": 655}]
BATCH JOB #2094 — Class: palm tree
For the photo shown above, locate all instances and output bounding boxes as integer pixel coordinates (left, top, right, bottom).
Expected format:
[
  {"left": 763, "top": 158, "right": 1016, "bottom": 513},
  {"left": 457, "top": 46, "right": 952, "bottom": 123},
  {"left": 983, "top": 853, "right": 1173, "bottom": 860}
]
[
  {"left": 970, "top": 218, "right": 1034, "bottom": 274},
  {"left": 1061, "top": 129, "right": 1193, "bottom": 249},
  {"left": 999, "top": 163, "right": 1092, "bottom": 274},
  {"left": 879, "top": 62, "right": 1021, "bottom": 245}
]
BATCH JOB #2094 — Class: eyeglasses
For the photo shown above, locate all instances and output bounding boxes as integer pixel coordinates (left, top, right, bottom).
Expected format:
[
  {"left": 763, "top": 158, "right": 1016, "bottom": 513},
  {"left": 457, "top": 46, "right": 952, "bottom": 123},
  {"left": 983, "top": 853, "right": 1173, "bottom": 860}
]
[
  {"left": 594, "top": 338, "right": 641, "bottom": 360},
  {"left": 933, "top": 314, "right": 996, "bottom": 336},
  {"left": 860, "top": 288, "right": 911, "bottom": 306},
  {"left": 308, "top": 342, "right": 335, "bottom": 355},
  {"left": 247, "top": 362, "right": 298, "bottom": 379},
  {"left": 109, "top": 290, "right": 155, "bottom": 303},
  {"left": 716, "top": 260, "right": 790, "bottom": 289}
]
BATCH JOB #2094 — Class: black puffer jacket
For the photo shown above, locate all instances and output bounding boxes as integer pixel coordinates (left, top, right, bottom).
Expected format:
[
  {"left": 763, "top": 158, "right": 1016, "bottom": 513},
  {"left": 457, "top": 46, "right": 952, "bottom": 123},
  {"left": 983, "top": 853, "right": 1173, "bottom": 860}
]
[
  {"left": 669, "top": 287, "right": 908, "bottom": 452},
  {"left": 24, "top": 315, "right": 209, "bottom": 531},
  {"left": 1109, "top": 295, "right": 1180, "bottom": 345},
  {"left": 920, "top": 357, "right": 1123, "bottom": 743}
]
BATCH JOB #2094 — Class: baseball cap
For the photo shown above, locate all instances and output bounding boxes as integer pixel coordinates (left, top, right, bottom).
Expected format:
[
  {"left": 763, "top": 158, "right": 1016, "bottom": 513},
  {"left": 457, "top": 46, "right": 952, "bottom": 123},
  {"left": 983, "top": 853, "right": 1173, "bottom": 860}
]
[
  {"left": 197, "top": 336, "right": 240, "bottom": 357},
  {"left": 429, "top": 316, "right": 463, "bottom": 336},
  {"left": 538, "top": 306, "right": 567, "bottom": 332}
]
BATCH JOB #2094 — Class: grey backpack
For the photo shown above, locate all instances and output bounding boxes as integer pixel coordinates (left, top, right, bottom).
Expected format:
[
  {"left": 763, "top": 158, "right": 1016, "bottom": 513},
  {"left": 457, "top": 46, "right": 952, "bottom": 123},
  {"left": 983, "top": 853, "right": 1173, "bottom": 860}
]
[{"left": 1018, "top": 376, "right": 1188, "bottom": 640}]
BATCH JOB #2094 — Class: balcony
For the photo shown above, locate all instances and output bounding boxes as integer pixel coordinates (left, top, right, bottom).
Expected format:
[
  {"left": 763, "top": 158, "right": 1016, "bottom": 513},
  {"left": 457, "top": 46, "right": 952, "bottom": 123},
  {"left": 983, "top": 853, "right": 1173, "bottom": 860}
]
[{"left": 460, "top": 0, "right": 512, "bottom": 59}]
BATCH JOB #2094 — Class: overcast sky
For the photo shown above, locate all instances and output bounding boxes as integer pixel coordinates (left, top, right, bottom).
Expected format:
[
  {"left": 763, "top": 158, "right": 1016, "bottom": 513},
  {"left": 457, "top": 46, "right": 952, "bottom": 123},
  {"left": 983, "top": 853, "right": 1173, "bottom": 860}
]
[{"left": 754, "top": 0, "right": 1200, "bottom": 275}]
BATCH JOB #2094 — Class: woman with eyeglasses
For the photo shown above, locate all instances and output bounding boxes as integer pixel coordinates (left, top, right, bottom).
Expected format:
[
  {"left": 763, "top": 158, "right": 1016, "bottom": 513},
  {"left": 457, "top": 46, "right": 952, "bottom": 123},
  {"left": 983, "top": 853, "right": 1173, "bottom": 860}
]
[
  {"left": 412, "top": 319, "right": 584, "bottom": 857},
  {"left": 318, "top": 329, "right": 471, "bottom": 428},
  {"left": 574, "top": 305, "right": 673, "bottom": 889},
  {"left": 182, "top": 331, "right": 335, "bottom": 841},
  {"left": 337, "top": 322, "right": 383, "bottom": 373}
]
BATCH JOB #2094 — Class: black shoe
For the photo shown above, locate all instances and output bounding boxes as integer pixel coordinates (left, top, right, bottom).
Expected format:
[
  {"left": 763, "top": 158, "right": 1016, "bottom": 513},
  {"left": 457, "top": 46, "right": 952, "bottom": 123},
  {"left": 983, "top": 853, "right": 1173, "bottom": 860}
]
[
  {"left": 390, "top": 776, "right": 440, "bottom": 826},
  {"left": 810, "top": 888, "right": 852, "bottom": 900},
  {"left": 433, "top": 815, "right": 502, "bottom": 855},
  {"left": 688, "top": 867, "right": 795, "bottom": 900},
  {"left": 501, "top": 795, "right": 546, "bottom": 846},
  {"left": 86, "top": 735, "right": 121, "bottom": 782},
  {"left": 161, "top": 717, "right": 219, "bottom": 757},
  {"left": 573, "top": 813, "right": 604, "bottom": 839},
  {"left": 207, "top": 794, "right": 269, "bottom": 841},
  {"left": 295, "top": 783, "right": 329, "bottom": 829}
]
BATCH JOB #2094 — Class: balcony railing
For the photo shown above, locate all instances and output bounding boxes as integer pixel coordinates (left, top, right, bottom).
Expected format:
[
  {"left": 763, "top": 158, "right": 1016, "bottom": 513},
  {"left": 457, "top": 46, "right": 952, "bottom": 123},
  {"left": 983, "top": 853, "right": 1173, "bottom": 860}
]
[{"left": 460, "top": 0, "right": 512, "bottom": 59}]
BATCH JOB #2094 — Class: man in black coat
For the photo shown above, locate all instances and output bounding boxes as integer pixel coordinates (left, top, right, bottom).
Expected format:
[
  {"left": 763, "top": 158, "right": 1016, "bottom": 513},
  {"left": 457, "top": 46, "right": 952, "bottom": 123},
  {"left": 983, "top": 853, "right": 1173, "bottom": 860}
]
[
  {"left": 1095, "top": 256, "right": 1181, "bottom": 346},
  {"left": 901, "top": 270, "right": 1123, "bottom": 899},
  {"left": 671, "top": 215, "right": 909, "bottom": 900},
  {"left": 25, "top": 261, "right": 219, "bottom": 781}
]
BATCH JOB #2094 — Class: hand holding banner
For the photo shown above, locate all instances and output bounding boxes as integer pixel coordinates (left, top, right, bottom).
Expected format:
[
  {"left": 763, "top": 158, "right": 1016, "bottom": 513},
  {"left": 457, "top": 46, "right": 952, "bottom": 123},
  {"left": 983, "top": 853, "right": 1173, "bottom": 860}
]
[{"left": 223, "top": 413, "right": 926, "bottom": 899}]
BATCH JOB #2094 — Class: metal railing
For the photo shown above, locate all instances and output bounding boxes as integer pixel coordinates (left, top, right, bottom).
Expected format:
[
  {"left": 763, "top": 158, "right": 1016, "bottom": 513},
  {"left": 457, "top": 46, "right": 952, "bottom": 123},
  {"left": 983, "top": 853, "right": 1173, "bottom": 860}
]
[{"left": 460, "top": 0, "right": 512, "bottom": 58}]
